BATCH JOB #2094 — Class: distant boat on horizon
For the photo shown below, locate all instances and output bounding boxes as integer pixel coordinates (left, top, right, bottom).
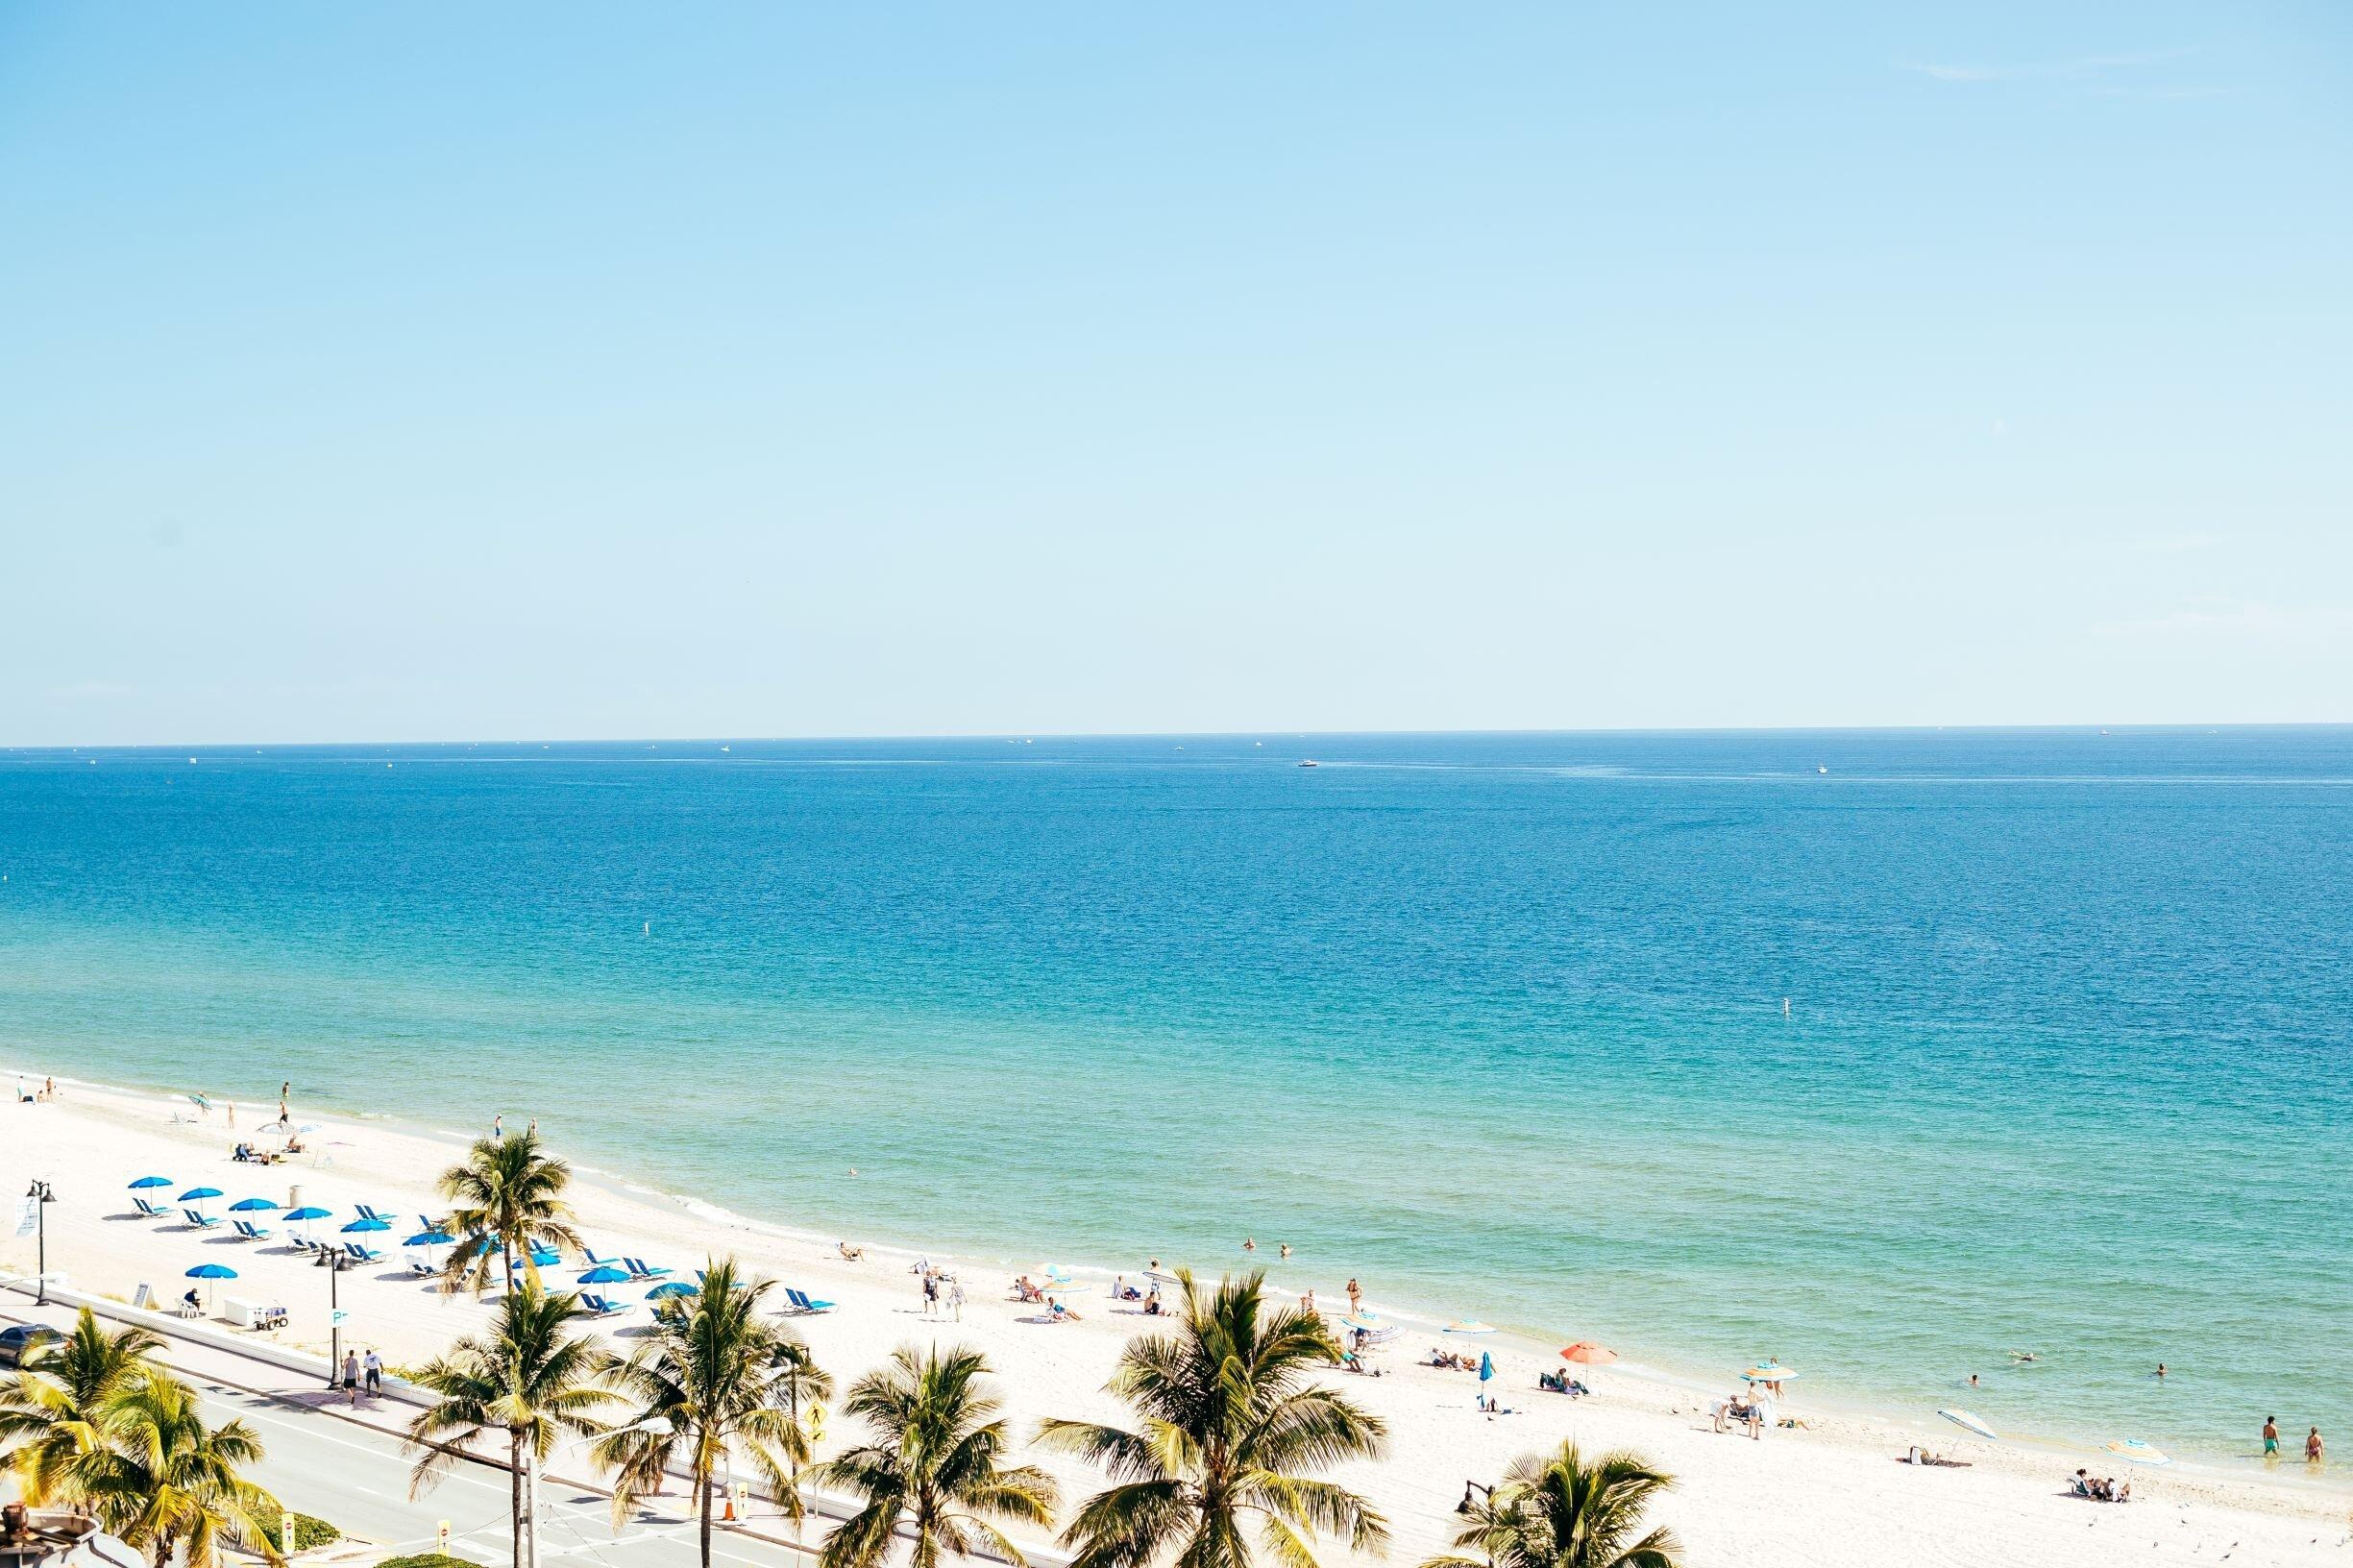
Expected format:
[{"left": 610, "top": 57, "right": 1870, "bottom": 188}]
[{"left": 1298, "top": 759, "right": 1319, "bottom": 769}]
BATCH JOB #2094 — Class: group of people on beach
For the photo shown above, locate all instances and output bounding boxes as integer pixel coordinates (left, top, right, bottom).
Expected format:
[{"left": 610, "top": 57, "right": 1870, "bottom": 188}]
[
  {"left": 917, "top": 1265, "right": 966, "bottom": 1319},
  {"left": 12, "top": 1075, "right": 60, "bottom": 1103}
]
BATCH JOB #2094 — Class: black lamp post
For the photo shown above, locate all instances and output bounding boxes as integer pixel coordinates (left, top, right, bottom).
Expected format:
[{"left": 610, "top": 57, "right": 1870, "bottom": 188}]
[
  {"left": 316, "top": 1246, "right": 343, "bottom": 1389},
  {"left": 24, "top": 1181, "right": 55, "bottom": 1305}
]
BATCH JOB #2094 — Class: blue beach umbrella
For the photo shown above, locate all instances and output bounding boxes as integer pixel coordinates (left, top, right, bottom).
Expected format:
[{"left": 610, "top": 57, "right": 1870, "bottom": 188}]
[
  {"left": 183, "top": 1261, "right": 237, "bottom": 1311},
  {"left": 284, "top": 1206, "right": 331, "bottom": 1221},
  {"left": 578, "top": 1265, "right": 632, "bottom": 1285},
  {"left": 646, "top": 1281, "right": 697, "bottom": 1300},
  {"left": 405, "top": 1231, "right": 454, "bottom": 1247},
  {"left": 1479, "top": 1352, "right": 1494, "bottom": 1383},
  {"left": 341, "top": 1217, "right": 391, "bottom": 1234},
  {"left": 129, "top": 1176, "right": 173, "bottom": 1190},
  {"left": 230, "top": 1198, "right": 280, "bottom": 1213},
  {"left": 179, "top": 1187, "right": 223, "bottom": 1202}
]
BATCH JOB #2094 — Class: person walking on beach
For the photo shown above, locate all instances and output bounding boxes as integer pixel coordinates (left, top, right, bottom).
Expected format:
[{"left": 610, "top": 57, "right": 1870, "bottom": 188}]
[
  {"left": 1346, "top": 1278, "right": 1362, "bottom": 1315},
  {"left": 363, "top": 1348, "right": 382, "bottom": 1397},
  {"left": 921, "top": 1271, "right": 939, "bottom": 1318},
  {"left": 342, "top": 1351, "right": 361, "bottom": 1409},
  {"left": 947, "top": 1278, "right": 965, "bottom": 1321},
  {"left": 227, "top": 1102, "right": 236, "bottom": 1130},
  {"left": 278, "top": 1083, "right": 290, "bottom": 1128},
  {"left": 2264, "top": 1416, "right": 2279, "bottom": 1458}
]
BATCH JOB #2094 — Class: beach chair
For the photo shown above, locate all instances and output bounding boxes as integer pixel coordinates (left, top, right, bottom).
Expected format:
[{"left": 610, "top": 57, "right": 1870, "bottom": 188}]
[
  {"left": 583, "top": 1246, "right": 619, "bottom": 1266},
  {"left": 184, "top": 1209, "right": 221, "bottom": 1229},
  {"left": 527, "top": 1244, "right": 561, "bottom": 1269},
  {"left": 580, "top": 1294, "right": 623, "bottom": 1317},
  {"left": 355, "top": 1205, "right": 389, "bottom": 1223},
  {"left": 233, "top": 1218, "right": 273, "bottom": 1241},
  {"left": 345, "top": 1241, "right": 384, "bottom": 1265},
  {"left": 133, "top": 1197, "right": 168, "bottom": 1218},
  {"left": 785, "top": 1287, "right": 836, "bottom": 1315},
  {"left": 625, "top": 1257, "right": 672, "bottom": 1280}
]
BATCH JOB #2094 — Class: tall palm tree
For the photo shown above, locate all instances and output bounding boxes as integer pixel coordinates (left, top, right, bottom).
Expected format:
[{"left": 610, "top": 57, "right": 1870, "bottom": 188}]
[
  {"left": 0, "top": 1308, "right": 166, "bottom": 1506},
  {"left": 597, "top": 1257, "right": 829, "bottom": 1568},
  {"left": 84, "top": 1375, "right": 284, "bottom": 1568},
  {"left": 405, "top": 1284, "right": 618, "bottom": 1568},
  {"left": 810, "top": 1344, "right": 1058, "bottom": 1568},
  {"left": 1038, "top": 1270, "right": 1387, "bottom": 1568},
  {"left": 1419, "top": 1443, "right": 1679, "bottom": 1568},
  {"left": 437, "top": 1129, "right": 585, "bottom": 1297}
]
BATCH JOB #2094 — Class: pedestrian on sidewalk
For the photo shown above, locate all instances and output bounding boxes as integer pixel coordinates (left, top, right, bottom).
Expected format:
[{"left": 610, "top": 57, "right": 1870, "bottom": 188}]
[
  {"left": 363, "top": 1348, "right": 382, "bottom": 1397},
  {"left": 342, "top": 1351, "right": 361, "bottom": 1408}
]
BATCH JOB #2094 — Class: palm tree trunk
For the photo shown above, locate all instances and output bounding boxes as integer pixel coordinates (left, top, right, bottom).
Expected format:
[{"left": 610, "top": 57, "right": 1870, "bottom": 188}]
[
  {"left": 698, "top": 1464, "right": 714, "bottom": 1568},
  {"left": 510, "top": 1430, "right": 527, "bottom": 1568}
]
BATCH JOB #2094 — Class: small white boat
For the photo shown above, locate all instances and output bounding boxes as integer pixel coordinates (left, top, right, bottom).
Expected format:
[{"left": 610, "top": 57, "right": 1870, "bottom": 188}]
[{"left": 1298, "top": 759, "right": 1319, "bottom": 769}]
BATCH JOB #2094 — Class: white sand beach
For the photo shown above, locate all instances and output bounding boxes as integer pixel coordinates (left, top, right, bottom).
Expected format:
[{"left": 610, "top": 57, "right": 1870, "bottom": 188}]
[{"left": 3, "top": 1076, "right": 2344, "bottom": 1568}]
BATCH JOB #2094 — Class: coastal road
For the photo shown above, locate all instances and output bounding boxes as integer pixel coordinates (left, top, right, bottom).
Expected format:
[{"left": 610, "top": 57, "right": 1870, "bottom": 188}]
[
  {"left": 193, "top": 1371, "right": 818, "bottom": 1568},
  {"left": 1, "top": 1291, "right": 820, "bottom": 1568}
]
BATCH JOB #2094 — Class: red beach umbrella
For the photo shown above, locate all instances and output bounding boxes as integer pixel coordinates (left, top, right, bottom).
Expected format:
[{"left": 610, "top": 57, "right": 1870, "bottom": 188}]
[{"left": 1559, "top": 1341, "right": 1619, "bottom": 1365}]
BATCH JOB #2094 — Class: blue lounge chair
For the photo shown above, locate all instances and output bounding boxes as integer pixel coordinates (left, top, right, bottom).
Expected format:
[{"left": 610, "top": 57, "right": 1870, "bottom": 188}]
[
  {"left": 184, "top": 1209, "right": 221, "bottom": 1229},
  {"left": 345, "top": 1241, "right": 384, "bottom": 1264},
  {"left": 581, "top": 1294, "right": 623, "bottom": 1317},
  {"left": 233, "top": 1218, "right": 273, "bottom": 1241},
  {"left": 625, "top": 1257, "right": 672, "bottom": 1280},
  {"left": 786, "top": 1287, "right": 836, "bottom": 1314},
  {"left": 583, "top": 1246, "right": 619, "bottom": 1266},
  {"left": 133, "top": 1197, "right": 169, "bottom": 1218},
  {"left": 527, "top": 1244, "right": 561, "bottom": 1269}
]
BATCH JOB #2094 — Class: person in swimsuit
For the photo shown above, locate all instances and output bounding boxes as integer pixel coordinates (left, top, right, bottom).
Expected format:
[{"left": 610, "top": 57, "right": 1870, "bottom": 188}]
[
  {"left": 2309, "top": 1426, "right": 2325, "bottom": 1462},
  {"left": 2264, "top": 1416, "right": 2279, "bottom": 1457}
]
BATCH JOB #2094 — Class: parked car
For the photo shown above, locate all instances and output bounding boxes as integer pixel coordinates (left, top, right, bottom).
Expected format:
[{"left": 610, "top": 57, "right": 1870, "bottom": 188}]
[{"left": 0, "top": 1322, "right": 63, "bottom": 1367}]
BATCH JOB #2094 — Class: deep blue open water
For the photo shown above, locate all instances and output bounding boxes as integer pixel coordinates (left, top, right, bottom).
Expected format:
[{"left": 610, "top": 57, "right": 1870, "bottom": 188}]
[{"left": 2, "top": 729, "right": 2347, "bottom": 1465}]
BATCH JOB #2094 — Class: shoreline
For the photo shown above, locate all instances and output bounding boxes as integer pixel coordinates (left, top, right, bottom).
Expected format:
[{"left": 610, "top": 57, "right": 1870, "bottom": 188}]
[
  {"left": 10, "top": 1058, "right": 2345, "bottom": 1507},
  {"left": 9, "top": 1054, "right": 2343, "bottom": 1544}
]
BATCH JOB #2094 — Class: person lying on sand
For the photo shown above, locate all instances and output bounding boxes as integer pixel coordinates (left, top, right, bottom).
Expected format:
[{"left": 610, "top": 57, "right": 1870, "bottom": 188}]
[
  {"left": 1048, "top": 1298, "right": 1082, "bottom": 1323},
  {"left": 838, "top": 1241, "right": 865, "bottom": 1261}
]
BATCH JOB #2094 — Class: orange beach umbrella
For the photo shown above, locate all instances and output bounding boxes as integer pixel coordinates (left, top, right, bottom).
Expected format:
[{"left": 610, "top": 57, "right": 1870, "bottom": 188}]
[{"left": 1559, "top": 1341, "right": 1619, "bottom": 1365}]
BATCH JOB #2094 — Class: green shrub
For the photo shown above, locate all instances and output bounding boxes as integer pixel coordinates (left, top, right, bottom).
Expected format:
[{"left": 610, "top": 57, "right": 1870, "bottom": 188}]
[
  {"left": 373, "top": 1556, "right": 471, "bottom": 1568},
  {"left": 261, "top": 1514, "right": 343, "bottom": 1555}
]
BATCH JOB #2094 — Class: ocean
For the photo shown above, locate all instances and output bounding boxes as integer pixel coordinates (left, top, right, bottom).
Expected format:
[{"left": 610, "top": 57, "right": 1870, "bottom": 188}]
[{"left": 2, "top": 729, "right": 2347, "bottom": 1467}]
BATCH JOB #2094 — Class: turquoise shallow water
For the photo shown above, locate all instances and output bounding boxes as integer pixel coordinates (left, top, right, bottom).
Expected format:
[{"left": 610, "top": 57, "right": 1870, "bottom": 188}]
[{"left": 2, "top": 729, "right": 2348, "bottom": 1467}]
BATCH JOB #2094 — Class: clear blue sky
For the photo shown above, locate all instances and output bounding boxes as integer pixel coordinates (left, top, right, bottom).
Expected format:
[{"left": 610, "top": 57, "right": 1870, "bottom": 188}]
[{"left": 3, "top": 4, "right": 2347, "bottom": 743}]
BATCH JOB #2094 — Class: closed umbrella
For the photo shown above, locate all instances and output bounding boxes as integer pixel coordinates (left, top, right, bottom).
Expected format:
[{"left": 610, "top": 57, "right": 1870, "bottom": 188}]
[{"left": 1478, "top": 1352, "right": 1494, "bottom": 1383}]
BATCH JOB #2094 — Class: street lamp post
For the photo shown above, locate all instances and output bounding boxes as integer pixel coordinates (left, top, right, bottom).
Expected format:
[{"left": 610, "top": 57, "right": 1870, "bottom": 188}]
[
  {"left": 24, "top": 1181, "right": 55, "bottom": 1305},
  {"left": 526, "top": 1414, "right": 671, "bottom": 1568},
  {"left": 317, "top": 1247, "right": 342, "bottom": 1390}
]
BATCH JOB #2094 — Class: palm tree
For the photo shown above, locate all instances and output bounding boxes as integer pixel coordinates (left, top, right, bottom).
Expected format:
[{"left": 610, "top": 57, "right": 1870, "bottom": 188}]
[
  {"left": 437, "top": 1128, "right": 585, "bottom": 1297},
  {"left": 1419, "top": 1443, "right": 1679, "bottom": 1568},
  {"left": 0, "top": 1308, "right": 166, "bottom": 1506},
  {"left": 810, "top": 1343, "right": 1058, "bottom": 1568},
  {"left": 405, "top": 1283, "right": 618, "bottom": 1568},
  {"left": 1038, "top": 1270, "right": 1387, "bottom": 1568},
  {"left": 598, "top": 1257, "right": 830, "bottom": 1568},
  {"left": 84, "top": 1375, "right": 283, "bottom": 1568}
]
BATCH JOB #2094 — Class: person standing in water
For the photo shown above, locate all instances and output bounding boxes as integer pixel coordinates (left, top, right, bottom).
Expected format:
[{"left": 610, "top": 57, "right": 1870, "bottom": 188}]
[
  {"left": 1346, "top": 1278, "right": 1362, "bottom": 1315},
  {"left": 491, "top": 1114, "right": 504, "bottom": 1142},
  {"left": 2309, "top": 1426, "right": 2325, "bottom": 1462},
  {"left": 2264, "top": 1416, "right": 2280, "bottom": 1458}
]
